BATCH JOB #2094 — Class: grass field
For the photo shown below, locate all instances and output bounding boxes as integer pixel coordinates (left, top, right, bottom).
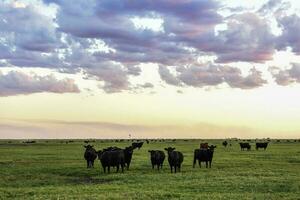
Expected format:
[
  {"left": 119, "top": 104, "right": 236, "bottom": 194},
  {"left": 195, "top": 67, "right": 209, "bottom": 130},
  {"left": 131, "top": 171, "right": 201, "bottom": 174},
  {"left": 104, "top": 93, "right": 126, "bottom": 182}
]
[{"left": 0, "top": 139, "right": 299, "bottom": 200}]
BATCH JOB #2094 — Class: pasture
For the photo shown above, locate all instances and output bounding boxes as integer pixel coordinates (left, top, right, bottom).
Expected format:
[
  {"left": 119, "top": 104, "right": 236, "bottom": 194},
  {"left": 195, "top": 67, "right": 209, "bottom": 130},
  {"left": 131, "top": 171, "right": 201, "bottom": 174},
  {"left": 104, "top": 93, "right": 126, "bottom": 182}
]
[{"left": 0, "top": 139, "right": 299, "bottom": 199}]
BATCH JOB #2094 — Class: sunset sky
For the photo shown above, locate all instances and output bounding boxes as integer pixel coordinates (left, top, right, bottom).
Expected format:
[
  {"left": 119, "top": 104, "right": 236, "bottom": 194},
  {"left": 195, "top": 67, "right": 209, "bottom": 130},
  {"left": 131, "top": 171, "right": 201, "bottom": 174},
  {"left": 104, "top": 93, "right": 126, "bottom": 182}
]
[{"left": 1, "top": 0, "right": 300, "bottom": 139}]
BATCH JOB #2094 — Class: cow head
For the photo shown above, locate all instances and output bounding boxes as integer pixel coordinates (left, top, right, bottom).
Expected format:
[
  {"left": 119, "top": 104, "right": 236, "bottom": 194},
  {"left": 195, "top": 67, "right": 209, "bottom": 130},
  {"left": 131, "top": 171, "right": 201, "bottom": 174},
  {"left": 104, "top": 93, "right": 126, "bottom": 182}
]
[
  {"left": 209, "top": 145, "right": 217, "bottom": 151},
  {"left": 125, "top": 146, "right": 134, "bottom": 155},
  {"left": 164, "top": 147, "right": 176, "bottom": 152},
  {"left": 96, "top": 150, "right": 103, "bottom": 159},
  {"left": 84, "top": 145, "right": 93, "bottom": 149}
]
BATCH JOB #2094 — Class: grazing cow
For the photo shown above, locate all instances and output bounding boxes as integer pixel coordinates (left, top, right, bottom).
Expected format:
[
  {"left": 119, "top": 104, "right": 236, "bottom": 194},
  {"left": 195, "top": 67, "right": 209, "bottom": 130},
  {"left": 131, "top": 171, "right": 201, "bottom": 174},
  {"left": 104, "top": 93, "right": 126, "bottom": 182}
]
[
  {"left": 148, "top": 150, "right": 165, "bottom": 170},
  {"left": 200, "top": 143, "right": 208, "bottom": 149},
  {"left": 132, "top": 142, "right": 144, "bottom": 149},
  {"left": 222, "top": 141, "right": 228, "bottom": 147},
  {"left": 164, "top": 147, "right": 184, "bottom": 173},
  {"left": 239, "top": 143, "right": 251, "bottom": 151},
  {"left": 84, "top": 145, "right": 97, "bottom": 168},
  {"left": 256, "top": 142, "right": 268, "bottom": 150},
  {"left": 97, "top": 149, "right": 125, "bottom": 173},
  {"left": 193, "top": 145, "right": 217, "bottom": 168}
]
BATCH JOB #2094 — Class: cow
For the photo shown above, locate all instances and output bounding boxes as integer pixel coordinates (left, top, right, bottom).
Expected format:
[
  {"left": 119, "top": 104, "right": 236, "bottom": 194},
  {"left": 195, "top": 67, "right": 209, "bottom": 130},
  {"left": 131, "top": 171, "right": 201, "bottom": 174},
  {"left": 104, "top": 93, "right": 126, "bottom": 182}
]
[
  {"left": 102, "top": 146, "right": 135, "bottom": 170},
  {"left": 222, "top": 141, "right": 228, "bottom": 147},
  {"left": 193, "top": 145, "right": 217, "bottom": 168},
  {"left": 200, "top": 143, "right": 208, "bottom": 149},
  {"left": 132, "top": 142, "right": 144, "bottom": 149},
  {"left": 256, "top": 142, "right": 268, "bottom": 150},
  {"left": 239, "top": 143, "right": 251, "bottom": 151},
  {"left": 123, "top": 146, "right": 135, "bottom": 170},
  {"left": 164, "top": 147, "right": 184, "bottom": 173},
  {"left": 84, "top": 145, "right": 97, "bottom": 168},
  {"left": 148, "top": 150, "right": 165, "bottom": 170},
  {"left": 97, "top": 149, "right": 125, "bottom": 173}
]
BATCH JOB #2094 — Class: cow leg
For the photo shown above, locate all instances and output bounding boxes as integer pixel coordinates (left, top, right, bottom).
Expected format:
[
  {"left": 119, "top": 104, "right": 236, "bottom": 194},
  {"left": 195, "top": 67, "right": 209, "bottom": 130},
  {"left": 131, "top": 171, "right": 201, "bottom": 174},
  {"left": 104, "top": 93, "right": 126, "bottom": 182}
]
[
  {"left": 205, "top": 161, "right": 208, "bottom": 168},
  {"left": 174, "top": 166, "right": 177, "bottom": 173},
  {"left": 108, "top": 166, "right": 110, "bottom": 173},
  {"left": 103, "top": 166, "right": 106, "bottom": 173},
  {"left": 121, "top": 164, "right": 124, "bottom": 173},
  {"left": 91, "top": 160, "right": 94, "bottom": 168},
  {"left": 127, "top": 162, "right": 130, "bottom": 170},
  {"left": 152, "top": 164, "right": 154, "bottom": 169},
  {"left": 178, "top": 165, "right": 181, "bottom": 172},
  {"left": 170, "top": 165, "right": 173, "bottom": 173},
  {"left": 116, "top": 165, "right": 119, "bottom": 172},
  {"left": 199, "top": 160, "right": 201, "bottom": 168},
  {"left": 209, "top": 161, "right": 212, "bottom": 168},
  {"left": 86, "top": 160, "right": 89, "bottom": 168},
  {"left": 157, "top": 165, "right": 159, "bottom": 170},
  {"left": 193, "top": 157, "right": 196, "bottom": 168}
]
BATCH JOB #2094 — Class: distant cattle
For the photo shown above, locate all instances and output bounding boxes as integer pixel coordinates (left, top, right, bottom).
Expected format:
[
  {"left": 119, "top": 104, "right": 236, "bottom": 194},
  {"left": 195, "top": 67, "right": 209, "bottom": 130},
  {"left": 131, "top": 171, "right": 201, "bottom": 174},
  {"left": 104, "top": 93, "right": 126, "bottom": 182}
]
[
  {"left": 84, "top": 145, "right": 97, "bottom": 168},
  {"left": 97, "top": 149, "right": 125, "bottom": 173},
  {"left": 239, "top": 143, "right": 251, "bottom": 151},
  {"left": 164, "top": 147, "right": 184, "bottom": 173},
  {"left": 193, "top": 145, "right": 217, "bottom": 168},
  {"left": 200, "top": 143, "right": 208, "bottom": 149},
  {"left": 256, "top": 142, "right": 268, "bottom": 150},
  {"left": 222, "top": 141, "right": 228, "bottom": 147},
  {"left": 146, "top": 140, "right": 149, "bottom": 144},
  {"left": 148, "top": 150, "right": 165, "bottom": 170},
  {"left": 23, "top": 140, "right": 36, "bottom": 144},
  {"left": 132, "top": 142, "right": 144, "bottom": 149}
]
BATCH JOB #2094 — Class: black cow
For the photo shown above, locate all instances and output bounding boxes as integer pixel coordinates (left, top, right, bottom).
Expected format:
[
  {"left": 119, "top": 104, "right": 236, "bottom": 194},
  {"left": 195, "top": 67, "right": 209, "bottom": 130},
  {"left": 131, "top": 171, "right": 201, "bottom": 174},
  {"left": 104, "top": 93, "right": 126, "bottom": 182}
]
[
  {"left": 123, "top": 146, "right": 135, "bottom": 170},
  {"left": 222, "top": 141, "right": 228, "bottom": 147},
  {"left": 102, "top": 146, "right": 134, "bottom": 170},
  {"left": 239, "top": 142, "right": 251, "bottom": 151},
  {"left": 193, "top": 145, "right": 217, "bottom": 168},
  {"left": 132, "top": 142, "right": 144, "bottom": 149},
  {"left": 148, "top": 150, "right": 165, "bottom": 170},
  {"left": 84, "top": 145, "right": 97, "bottom": 168},
  {"left": 256, "top": 142, "right": 268, "bottom": 150},
  {"left": 164, "top": 147, "right": 183, "bottom": 173},
  {"left": 97, "top": 149, "right": 125, "bottom": 173}
]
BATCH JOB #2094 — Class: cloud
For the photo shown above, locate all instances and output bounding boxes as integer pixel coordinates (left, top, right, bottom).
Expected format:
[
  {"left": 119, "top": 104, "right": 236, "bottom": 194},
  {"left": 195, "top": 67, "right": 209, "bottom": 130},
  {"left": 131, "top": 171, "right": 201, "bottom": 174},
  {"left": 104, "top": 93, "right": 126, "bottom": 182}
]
[
  {"left": 0, "top": 70, "right": 80, "bottom": 96},
  {"left": 160, "top": 63, "right": 267, "bottom": 89},
  {"left": 158, "top": 66, "right": 181, "bottom": 86},
  {"left": 0, "top": 0, "right": 299, "bottom": 94},
  {"left": 270, "top": 63, "right": 300, "bottom": 85},
  {"left": 277, "top": 14, "right": 300, "bottom": 54}
]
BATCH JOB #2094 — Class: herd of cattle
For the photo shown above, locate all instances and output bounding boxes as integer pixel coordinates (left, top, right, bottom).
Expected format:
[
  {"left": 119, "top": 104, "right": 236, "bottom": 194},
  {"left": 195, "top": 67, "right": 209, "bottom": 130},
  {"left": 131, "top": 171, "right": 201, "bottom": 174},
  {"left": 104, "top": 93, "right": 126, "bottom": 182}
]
[{"left": 84, "top": 141, "right": 269, "bottom": 173}]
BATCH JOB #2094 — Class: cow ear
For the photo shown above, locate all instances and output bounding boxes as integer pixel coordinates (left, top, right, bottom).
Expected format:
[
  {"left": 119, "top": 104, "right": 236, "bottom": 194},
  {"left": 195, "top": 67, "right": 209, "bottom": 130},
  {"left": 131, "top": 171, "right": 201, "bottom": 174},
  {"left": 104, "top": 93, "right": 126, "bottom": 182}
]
[
  {"left": 84, "top": 145, "right": 87, "bottom": 148},
  {"left": 164, "top": 148, "right": 168, "bottom": 151},
  {"left": 148, "top": 150, "right": 151, "bottom": 153}
]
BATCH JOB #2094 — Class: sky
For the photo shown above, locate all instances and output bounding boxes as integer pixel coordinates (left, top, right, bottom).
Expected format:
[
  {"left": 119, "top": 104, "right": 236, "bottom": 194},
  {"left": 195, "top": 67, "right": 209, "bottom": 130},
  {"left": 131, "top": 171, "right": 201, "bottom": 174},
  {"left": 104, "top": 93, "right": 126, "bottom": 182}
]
[{"left": 1, "top": 0, "right": 300, "bottom": 139}]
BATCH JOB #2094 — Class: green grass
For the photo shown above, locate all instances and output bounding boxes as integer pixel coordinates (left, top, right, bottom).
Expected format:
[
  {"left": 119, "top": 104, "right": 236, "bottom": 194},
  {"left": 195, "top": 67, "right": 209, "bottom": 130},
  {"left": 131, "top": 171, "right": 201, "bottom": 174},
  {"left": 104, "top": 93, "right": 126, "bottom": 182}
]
[{"left": 0, "top": 139, "right": 299, "bottom": 199}]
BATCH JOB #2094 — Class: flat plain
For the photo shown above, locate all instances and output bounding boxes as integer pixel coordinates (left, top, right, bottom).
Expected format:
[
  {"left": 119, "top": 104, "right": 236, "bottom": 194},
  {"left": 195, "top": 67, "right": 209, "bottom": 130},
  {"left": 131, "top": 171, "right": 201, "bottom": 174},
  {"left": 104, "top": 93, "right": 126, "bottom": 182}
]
[{"left": 0, "top": 139, "right": 299, "bottom": 199}]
